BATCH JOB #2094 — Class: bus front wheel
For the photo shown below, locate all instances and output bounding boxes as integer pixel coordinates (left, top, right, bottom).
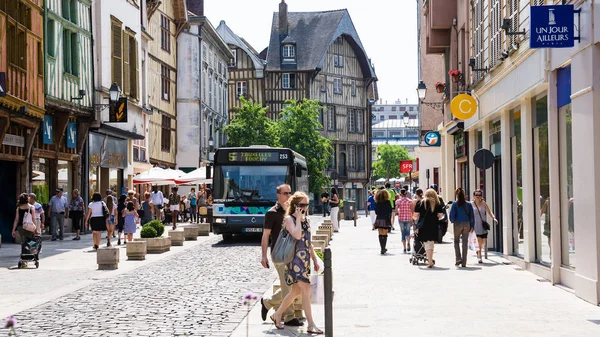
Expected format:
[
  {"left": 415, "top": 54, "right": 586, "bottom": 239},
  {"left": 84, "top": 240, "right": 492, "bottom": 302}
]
[{"left": 222, "top": 233, "right": 233, "bottom": 242}]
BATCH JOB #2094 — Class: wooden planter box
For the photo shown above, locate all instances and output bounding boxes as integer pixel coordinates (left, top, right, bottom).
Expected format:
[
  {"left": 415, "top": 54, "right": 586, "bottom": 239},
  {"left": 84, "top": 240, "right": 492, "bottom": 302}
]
[
  {"left": 134, "top": 237, "right": 170, "bottom": 254},
  {"left": 126, "top": 240, "right": 147, "bottom": 260},
  {"left": 97, "top": 247, "right": 120, "bottom": 270},
  {"left": 168, "top": 230, "right": 185, "bottom": 246}
]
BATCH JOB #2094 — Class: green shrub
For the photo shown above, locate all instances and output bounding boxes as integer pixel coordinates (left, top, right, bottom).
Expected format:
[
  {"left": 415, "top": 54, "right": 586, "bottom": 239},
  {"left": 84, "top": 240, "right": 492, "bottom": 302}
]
[
  {"left": 315, "top": 249, "right": 325, "bottom": 263},
  {"left": 140, "top": 225, "right": 157, "bottom": 238},
  {"left": 339, "top": 199, "right": 344, "bottom": 209},
  {"left": 146, "top": 220, "right": 165, "bottom": 237}
]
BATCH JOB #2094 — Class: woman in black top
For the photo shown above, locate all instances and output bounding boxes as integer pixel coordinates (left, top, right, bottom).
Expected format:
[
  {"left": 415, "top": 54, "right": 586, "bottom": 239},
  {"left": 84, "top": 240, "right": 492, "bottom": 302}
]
[
  {"left": 374, "top": 189, "right": 393, "bottom": 254},
  {"left": 116, "top": 195, "right": 127, "bottom": 245},
  {"left": 329, "top": 188, "right": 340, "bottom": 232},
  {"left": 12, "top": 193, "right": 36, "bottom": 252},
  {"left": 413, "top": 188, "right": 445, "bottom": 268}
]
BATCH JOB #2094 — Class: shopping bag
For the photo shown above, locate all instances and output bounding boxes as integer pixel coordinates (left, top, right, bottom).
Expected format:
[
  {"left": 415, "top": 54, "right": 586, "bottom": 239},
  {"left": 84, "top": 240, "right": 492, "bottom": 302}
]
[
  {"left": 468, "top": 232, "right": 479, "bottom": 251},
  {"left": 311, "top": 255, "right": 324, "bottom": 276},
  {"left": 310, "top": 275, "right": 325, "bottom": 304}
]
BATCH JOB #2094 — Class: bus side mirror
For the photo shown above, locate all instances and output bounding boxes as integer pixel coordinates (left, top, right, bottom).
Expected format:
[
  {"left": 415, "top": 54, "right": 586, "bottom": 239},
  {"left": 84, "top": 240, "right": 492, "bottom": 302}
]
[{"left": 295, "top": 166, "right": 302, "bottom": 177}]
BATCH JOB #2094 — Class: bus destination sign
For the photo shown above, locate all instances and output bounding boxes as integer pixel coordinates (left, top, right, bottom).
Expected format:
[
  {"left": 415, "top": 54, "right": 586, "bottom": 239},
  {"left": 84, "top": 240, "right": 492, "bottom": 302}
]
[{"left": 228, "top": 151, "right": 287, "bottom": 163}]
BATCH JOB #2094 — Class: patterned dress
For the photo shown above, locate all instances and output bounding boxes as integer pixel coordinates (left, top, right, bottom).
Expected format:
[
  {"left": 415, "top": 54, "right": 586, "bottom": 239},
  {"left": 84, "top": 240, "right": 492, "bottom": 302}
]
[{"left": 285, "top": 216, "right": 312, "bottom": 285}]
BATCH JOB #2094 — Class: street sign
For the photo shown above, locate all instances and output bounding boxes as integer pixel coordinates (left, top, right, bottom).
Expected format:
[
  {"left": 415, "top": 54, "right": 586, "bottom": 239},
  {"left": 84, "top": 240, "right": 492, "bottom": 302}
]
[
  {"left": 400, "top": 160, "right": 413, "bottom": 173},
  {"left": 66, "top": 122, "right": 77, "bottom": 148},
  {"left": 109, "top": 97, "right": 128, "bottom": 122},
  {"left": 2, "top": 134, "right": 24, "bottom": 147},
  {"left": 0, "top": 72, "right": 6, "bottom": 97},
  {"left": 473, "top": 149, "right": 495, "bottom": 170},
  {"left": 530, "top": 5, "right": 575, "bottom": 49},
  {"left": 43, "top": 115, "right": 53, "bottom": 145},
  {"left": 424, "top": 131, "right": 441, "bottom": 147},
  {"left": 450, "top": 94, "right": 477, "bottom": 120}
]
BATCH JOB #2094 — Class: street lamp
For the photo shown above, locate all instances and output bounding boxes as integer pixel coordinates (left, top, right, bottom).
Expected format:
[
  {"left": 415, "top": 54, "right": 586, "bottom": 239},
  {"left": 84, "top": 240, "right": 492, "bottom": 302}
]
[
  {"left": 416, "top": 81, "right": 444, "bottom": 114},
  {"left": 416, "top": 81, "right": 427, "bottom": 101},
  {"left": 109, "top": 82, "right": 121, "bottom": 103},
  {"left": 93, "top": 82, "right": 122, "bottom": 112},
  {"left": 403, "top": 111, "right": 410, "bottom": 126},
  {"left": 208, "top": 136, "right": 214, "bottom": 151}
]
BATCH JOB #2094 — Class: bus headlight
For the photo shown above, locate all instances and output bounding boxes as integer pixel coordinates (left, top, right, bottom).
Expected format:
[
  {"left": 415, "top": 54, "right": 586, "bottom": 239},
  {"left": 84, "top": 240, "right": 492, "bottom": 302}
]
[{"left": 214, "top": 218, "right": 226, "bottom": 224}]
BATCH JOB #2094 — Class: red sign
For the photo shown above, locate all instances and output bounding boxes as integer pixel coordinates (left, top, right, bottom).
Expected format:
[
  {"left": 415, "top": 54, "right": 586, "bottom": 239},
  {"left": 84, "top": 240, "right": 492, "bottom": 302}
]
[{"left": 400, "top": 160, "right": 413, "bottom": 173}]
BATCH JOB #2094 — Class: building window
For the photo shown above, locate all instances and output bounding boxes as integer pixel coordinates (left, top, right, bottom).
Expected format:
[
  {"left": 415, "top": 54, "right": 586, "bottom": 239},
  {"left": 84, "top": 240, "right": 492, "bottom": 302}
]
[
  {"left": 399, "top": 107, "right": 406, "bottom": 111},
  {"left": 111, "top": 19, "right": 123, "bottom": 88},
  {"left": 282, "top": 73, "right": 296, "bottom": 89},
  {"left": 47, "top": 20, "right": 56, "bottom": 57},
  {"left": 63, "top": 31, "right": 79, "bottom": 76},
  {"left": 348, "top": 109, "right": 355, "bottom": 132},
  {"left": 282, "top": 44, "right": 295, "bottom": 58},
  {"left": 388, "top": 115, "right": 397, "bottom": 120},
  {"left": 236, "top": 81, "right": 246, "bottom": 99},
  {"left": 349, "top": 145, "right": 356, "bottom": 170},
  {"left": 61, "top": 0, "right": 77, "bottom": 24},
  {"left": 373, "top": 131, "right": 385, "bottom": 138},
  {"left": 489, "top": 0, "right": 502, "bottom": 67},
  {"left": 334, "top": 54, "right": 344, "bottom": 67},
  {"left": 409, "top": 106, "right": 414, "bottom": 111},
  {"left": 229, "top": 49, "right": 237, "bottom": 67},
  {"left": 160, "top": 15, "right": 171, "bottom": 53},
  {"left": 333, "top": 78, "right": 342, "bottom": 94},
  {"left": 357, "top": 110, "right": 364, "bottom": 133},
  {"left": 357, "top": 145, "right": 365, "bottom": 171},
  {"left": 202, "top": 41, "right": 207, "bottom": 60},
  {"left": 379, "top": 106, "right": 385, "bottom": 111},
  {"left": 506, "top": 0, "right": 520, "bottom": 49},
  {"left": 327, "top": 106, "right": 336, "bottom": 131},
  {"left": 392, "top": 107, "right": 397, "bottom": 111},
  {"left": 318, "top": 106, "right": 325, "bottom": 129},
  {"left": 351, "top": 80, "right": 356, "bottom": 96},
  {"left": 161, "top": 64, "right": 170, "bottom": 101},
  {"left": 329, "top": 145, "right": 336, "bottom": 169},
  {"left": 473, "top": 0, "right": 485, "bottom": 82},
  {"left": 335, "top": 36, "right": 343, "bottom": 44},
  {"left": 161, "top": 115, "right": 172, "bottom": 152},
  {"left": 38, "top": 41, "right": 43, "bottom": 76},
  {"left": 379, "top": 115, "right": 385, "bottom": 121}
]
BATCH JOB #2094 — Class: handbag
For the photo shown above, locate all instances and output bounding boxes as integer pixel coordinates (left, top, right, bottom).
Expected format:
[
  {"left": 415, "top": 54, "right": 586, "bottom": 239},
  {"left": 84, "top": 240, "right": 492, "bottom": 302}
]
[
  {"left": 475, "top": 203, "right": 491, "bottom": 231},
  {"left": 101, "top": 202, "right": 110, "bottom": 220},
  {"left": 271, "top": 218, "right": 297, "bottom": 266},
  {"left": 22, "top": 208, "right": 37, "bottom": 233},
  {"left": 199, "top": 206, "right": 208, "bottom": 215}
]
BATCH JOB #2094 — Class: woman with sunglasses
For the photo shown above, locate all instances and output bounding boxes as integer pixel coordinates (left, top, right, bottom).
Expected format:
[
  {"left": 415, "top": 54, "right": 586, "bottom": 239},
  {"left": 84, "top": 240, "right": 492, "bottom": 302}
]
[
  {"left": 271, "top": 192, "right": 323, "bottom": 334},
  {"left": 472, "top": 189, "right": 498, "bottom": 263}
]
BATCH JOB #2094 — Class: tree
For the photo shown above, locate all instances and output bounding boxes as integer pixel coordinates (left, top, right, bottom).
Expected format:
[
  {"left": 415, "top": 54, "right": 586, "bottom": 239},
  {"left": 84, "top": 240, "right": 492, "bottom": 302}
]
[
  {"left": 223, "top": 97, "right": 279, "bottom": 147},
  {"left": 372, "top": 144, "right": 412, "bottom": 179},
  {"left": 275, "top": 99, "right": 333, "bottom": 194}
]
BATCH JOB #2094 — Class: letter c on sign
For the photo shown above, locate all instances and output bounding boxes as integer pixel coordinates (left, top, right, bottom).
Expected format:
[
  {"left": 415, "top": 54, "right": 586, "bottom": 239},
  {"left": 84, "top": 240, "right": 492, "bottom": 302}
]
[{"left": 450, "top": 94, "right": 478, "bottom": 120}]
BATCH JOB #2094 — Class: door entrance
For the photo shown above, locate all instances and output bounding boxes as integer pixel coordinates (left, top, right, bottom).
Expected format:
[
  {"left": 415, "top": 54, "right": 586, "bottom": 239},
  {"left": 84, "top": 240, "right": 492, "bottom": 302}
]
[
  {"left": 0, "top": 161, "right": 17, "bottom": 243},
  {"left": 492, "top": 157, "right": 503, "bottom": 252}
]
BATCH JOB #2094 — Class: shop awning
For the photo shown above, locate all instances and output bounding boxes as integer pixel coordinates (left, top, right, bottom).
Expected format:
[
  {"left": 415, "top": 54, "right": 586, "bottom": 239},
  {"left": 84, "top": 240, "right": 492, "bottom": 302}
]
[
  {"left": 174, "top": 167, "right": 212, "bottom": 185},
  {"left": 132, "top": 167, "right": 185, "bottom": 185}
]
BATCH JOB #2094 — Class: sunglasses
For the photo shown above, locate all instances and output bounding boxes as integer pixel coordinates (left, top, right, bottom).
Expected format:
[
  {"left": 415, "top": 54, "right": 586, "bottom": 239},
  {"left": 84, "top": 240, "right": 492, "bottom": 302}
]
[
  {"left": 279, "top": 191, "right": 292, "bottom": 196},
  {"left": 297, "top": 203, "right": 309, "bottom": 207},
  {"left": 474, "top": 194, "right": 482, "bottom": 197}
]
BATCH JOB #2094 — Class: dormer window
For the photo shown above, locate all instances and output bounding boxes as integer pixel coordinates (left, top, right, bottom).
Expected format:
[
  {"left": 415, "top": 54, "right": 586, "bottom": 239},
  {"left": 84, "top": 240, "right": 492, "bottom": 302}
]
[{"left": 283, "top": 44, "right": 295, "bottom": 58}]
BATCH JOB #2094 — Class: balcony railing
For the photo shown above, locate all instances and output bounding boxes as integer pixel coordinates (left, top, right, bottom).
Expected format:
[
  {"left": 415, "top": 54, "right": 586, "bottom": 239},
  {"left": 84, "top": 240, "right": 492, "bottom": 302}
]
[{"left": 8, "top": 64, "right": 28, "bottom": 102}]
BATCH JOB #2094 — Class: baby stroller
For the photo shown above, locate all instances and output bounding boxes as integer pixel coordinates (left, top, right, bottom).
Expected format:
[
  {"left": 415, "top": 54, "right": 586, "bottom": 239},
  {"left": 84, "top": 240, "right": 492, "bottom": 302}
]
[
  {"left": 18, "top": 235, "right": 42, "bottom": 269},
  {"left": 409, "top": 233, "right": 428, "bottom": 266}
]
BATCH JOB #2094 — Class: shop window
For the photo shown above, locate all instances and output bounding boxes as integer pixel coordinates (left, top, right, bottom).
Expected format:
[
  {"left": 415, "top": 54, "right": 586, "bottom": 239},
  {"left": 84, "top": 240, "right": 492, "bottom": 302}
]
[
  {"left": 32, "top": 158, "right": 50, "bottom": 204},
  {"left": 511, "top": 109, "right": 524, "bottom": 256},
  {"left": 532, "top": 96, "right": 550, "bottom": 265},
  {"left": 559, "top": 103, "right": 574, "bottom": 267}
]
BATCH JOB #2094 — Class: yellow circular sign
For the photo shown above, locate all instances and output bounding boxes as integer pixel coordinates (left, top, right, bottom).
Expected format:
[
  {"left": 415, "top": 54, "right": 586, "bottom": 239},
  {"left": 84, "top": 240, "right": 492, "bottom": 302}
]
[{"left": 450, "top": 94, "right": 478, "bottom": 120}]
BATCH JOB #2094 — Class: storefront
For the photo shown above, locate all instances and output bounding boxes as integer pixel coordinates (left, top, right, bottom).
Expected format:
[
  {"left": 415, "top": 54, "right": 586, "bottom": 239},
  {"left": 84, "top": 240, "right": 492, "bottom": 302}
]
[{"left": 88, "top": 132, "right": 128, "bottom": 200}]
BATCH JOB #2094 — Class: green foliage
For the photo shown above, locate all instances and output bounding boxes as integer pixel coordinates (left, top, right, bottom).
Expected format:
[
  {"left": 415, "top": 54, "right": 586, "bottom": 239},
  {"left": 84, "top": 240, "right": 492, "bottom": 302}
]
[
  {"left": 315, "top": 249, "right": 324, "bottom": 262},
  {"left": 275, "top": 99, "right": 333, "bottom": 194},
  {"left": 223, "top": 97, "right": 280, "bottom": 147},
  {"left": 146, "top": 220, "right": 165, "bottom": 237},
  {"left": 140, "top": 225, "right": 157, "bottom": 238},
  {"left": 372, "top": 144, "right": 412, "bottom": 179}
]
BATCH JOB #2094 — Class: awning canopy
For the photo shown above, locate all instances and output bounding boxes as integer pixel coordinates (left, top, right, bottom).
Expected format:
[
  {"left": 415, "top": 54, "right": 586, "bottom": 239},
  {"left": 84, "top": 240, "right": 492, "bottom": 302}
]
[
  {"left": 132, "top": 167, "right": 185, "bottom": 185},
  {"left": 174, "top": 167, "right": 212, "bottom": 185}
]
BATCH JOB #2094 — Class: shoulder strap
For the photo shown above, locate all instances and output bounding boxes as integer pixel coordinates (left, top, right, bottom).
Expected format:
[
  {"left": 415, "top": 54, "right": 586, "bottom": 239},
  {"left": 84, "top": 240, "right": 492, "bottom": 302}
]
[{"left": 474, "top": 202, "right": 485, "bottom": 219}]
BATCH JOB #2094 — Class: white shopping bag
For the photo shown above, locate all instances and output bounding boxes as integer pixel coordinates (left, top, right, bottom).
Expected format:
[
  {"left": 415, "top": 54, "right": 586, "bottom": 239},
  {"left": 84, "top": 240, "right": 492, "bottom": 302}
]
[
  {"left": 468, "top": 232, "right": 479, "bottom": 251},
  {"left": 310, "top": 275, "right": 325, "bottom": 304}
]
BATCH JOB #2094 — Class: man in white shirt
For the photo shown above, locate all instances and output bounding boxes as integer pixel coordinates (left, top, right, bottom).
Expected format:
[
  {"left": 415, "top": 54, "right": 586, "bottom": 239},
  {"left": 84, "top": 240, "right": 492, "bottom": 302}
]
[
  {"left": 151, "top": 186, "right": 164, "bottom": 220},
  {"left": 48, "top": 188, "right": 68, "bottom": 241},
  {"left": 29, "top": 193, "right": 45, "bottom": 235}
]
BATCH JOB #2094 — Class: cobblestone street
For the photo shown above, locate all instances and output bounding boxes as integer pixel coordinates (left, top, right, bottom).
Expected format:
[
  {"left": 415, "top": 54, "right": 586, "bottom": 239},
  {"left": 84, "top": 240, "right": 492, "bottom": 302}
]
[{"left": 4, "top": 235, "right": 275, "bottom": 336}]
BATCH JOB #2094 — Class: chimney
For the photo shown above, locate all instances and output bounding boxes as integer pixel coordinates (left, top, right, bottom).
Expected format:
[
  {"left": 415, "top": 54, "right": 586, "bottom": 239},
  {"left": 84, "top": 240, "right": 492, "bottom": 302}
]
[
  {"left": 187, "top": 0, "right": 204, "bottom": 16},
  {"left": 279, "top": 0, "right": 288, "bottom": 36}
]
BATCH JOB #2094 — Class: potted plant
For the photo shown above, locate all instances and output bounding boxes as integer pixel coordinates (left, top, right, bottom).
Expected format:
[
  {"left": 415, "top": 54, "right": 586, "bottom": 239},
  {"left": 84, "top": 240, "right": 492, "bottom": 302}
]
[
  {"left": 448, "top": 69, "right": 462, "bottom": 83},
  {"left": 435, "top": 81, "right": 446, "bottom": 93},
  {"left": 136, "top": 221, "right": 170, "bottom": 253}
]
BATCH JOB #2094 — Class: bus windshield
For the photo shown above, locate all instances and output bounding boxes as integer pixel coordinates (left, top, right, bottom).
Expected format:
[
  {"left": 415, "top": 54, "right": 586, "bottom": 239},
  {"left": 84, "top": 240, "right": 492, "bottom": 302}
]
[{"left": 213, "top": 165, "right": 290, "bottom": 203}]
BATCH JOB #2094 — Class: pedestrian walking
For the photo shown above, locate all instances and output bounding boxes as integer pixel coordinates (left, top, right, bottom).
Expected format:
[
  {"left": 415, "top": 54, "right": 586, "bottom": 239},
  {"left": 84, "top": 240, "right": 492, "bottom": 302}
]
[
  {"left": 188, "top": 188, "right": 197, "bottom": 223},
  {"left": 116, "top": 195, "right": 127, "bottom": 245},
  {"left": 449, "top": 188, "right": 474, "bottom": 267},
  {"left": 270, "top": 192, "right": 323, "bottom": 334},
  {"left": 140, "top": 192, "right": 154, "bottom": 226},
  {"left": 396, "top": 189, "right": 414, "bottom": 253},
  {"left": 259, "top": 184, "right": 303, "bottom": 327},
  {"left": 367, "top": 190, "right": 376, "bottom": 229},
  {"left": 169, "top": 186, "right": 181, "bottom": 230},
  {"left": 374, "top": 189, "right": 393, "bottom": 254},
  {"left": 385, "top": 182, "right": 397, "bottom": 230},
  {"left": 104, "top": 191, "right": 118, "bottom": 247},
  {"left": 329, "top": 187, "right": 340, "bottom": 232},
  {"left": 122, "top": 202, "right": 138, "bottom": 243},
  {"left": 85, "top": 192, "right": 109, "bottom": 251},
  {"left": 12, "top": 193, "right": 36, "bottom": 256},
  {"left": 413, "top": 189, "right": 445, "bottom": 268},
  {"left": 320, "top": 187, "right": 329, "bottom": 217},
  {"left": 28, "top": 193, "right": 45, "bottom": 235},
  {"left": 48, "top": 188, "right": 68, "bottom": 241},
  {"left": 151, "top": 186, "right": 164, "bottom": 220},
  {"left": 472, "top": 189, "right": 498, "bottom": 263},
  {"left": 69, "top": 189, "right": 85, "bottom": 240},
  {"left": 197, "top": 184, "right": 208, "bottom": 224}
]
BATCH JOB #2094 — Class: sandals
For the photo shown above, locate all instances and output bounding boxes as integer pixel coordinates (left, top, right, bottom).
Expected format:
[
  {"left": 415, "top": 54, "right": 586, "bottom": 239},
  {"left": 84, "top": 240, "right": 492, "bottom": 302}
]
[
  {"left": 307, "top": 324, "right": 323, "bottom": 334},
  {"left": 270, "top": 315, "right": 284, "bottom": 330}
]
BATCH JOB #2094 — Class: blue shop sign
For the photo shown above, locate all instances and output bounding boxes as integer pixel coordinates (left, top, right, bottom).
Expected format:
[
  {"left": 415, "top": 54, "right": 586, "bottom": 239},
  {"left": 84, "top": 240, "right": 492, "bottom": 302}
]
[
  {"left": 424, "top": 131, "right": 441, "bottom": 147},
  {"left": 43, "top": 115, "right": 53, "bottom": 145},
  {"left": 66, "top": 122, "right": 77, "bottom": 148},
  {"left": 530, "top": 5, "right": 574, "bottom": 49}
]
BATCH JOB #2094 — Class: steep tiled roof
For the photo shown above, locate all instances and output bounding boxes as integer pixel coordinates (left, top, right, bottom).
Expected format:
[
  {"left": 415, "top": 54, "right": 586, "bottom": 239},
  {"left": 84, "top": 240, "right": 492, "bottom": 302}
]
[
  {"left": 216, "top": 21, "right": 265, "bottom": 73},
  {"left": 266, "top": 9, "right": 376, "bottom": 78}
]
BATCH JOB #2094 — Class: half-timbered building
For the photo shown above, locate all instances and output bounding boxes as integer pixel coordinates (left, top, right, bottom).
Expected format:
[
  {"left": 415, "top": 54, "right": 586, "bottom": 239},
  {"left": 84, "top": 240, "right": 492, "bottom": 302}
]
[
  {"left": 0, "top": 0, "right": 45, "bottom": 242},
  {"left": 33, "top": 0, "right": 94, "bottom": 208},
  {"left": 265, "top": 1, "right": 377, "bottom": 207},
  {"left": 216, "top": 20, "right": 266, "bottom": 121}
]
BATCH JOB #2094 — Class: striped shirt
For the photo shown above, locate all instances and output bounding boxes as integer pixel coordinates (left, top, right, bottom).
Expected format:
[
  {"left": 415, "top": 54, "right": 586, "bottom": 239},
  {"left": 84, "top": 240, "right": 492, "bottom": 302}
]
[{"left": 395, "top": 197, "right": 413, "bottom": 221}]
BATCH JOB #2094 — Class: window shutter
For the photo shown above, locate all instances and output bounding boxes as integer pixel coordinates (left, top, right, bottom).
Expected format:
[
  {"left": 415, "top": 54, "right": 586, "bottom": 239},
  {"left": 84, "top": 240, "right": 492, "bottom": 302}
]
[
  {"left": 111, "top": 22, "right": 122, "bottom": 87},
  {"left": 131, "top": 36, "right": 139, "bottom": 100},
  {"left": 122, "top": 33, "right": 130, "bottom": 95}
]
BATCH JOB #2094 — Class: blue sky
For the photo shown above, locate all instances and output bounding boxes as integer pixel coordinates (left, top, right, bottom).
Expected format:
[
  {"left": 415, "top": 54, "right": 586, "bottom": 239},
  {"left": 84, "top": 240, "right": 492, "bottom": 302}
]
[{"left": 206, "top": 0, "right": 419, "bottom": 104}]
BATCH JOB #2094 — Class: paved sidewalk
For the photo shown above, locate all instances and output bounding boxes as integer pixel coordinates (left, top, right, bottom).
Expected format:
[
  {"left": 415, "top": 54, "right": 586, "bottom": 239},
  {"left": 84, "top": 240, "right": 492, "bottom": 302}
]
[{"left": 231, "top": 215, "right": 600, "bottom": 337}]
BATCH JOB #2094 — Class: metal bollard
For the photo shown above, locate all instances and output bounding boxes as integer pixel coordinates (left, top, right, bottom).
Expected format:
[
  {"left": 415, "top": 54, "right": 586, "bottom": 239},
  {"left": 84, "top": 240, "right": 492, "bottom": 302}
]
[{"left": 324, "top": 247, "right": 333, "bottom": 336}]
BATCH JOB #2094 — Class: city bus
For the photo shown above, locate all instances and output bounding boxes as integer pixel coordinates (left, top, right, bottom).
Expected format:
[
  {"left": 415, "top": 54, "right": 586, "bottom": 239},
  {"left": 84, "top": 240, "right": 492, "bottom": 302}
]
[{"left": 211, "top": 146, "right": 309, "bottom": 240}]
